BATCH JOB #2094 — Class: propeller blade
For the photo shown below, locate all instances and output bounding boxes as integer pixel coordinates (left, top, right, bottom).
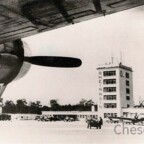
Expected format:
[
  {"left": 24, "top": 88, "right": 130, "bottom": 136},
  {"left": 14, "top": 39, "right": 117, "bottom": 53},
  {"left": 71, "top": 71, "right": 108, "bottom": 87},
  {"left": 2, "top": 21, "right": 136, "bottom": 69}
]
[
  {"left": 24, "top": 56, "right": 82, "bottom": 67},
  {"left": 14, "top": 62, "right": 31, "bottom": 80},
  {"left": 0, "top": 84, "right": 7, "bottom": 98}
]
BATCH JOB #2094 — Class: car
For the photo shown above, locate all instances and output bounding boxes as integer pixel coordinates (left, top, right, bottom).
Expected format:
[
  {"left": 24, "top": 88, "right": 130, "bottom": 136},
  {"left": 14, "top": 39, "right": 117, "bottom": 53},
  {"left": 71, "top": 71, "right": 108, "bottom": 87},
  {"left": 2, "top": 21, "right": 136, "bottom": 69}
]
[
  {"left": 35, "top": 115, "right": 50, "bottom": 121},
  {"left": 87, "top": 119, "right": 102, "bottom": 129},
  {"left": 64, "top": 116, "right": 77, "bottom": 122},
  {"left": 49, "top": 116, "right": 61, "bottom": 121}
]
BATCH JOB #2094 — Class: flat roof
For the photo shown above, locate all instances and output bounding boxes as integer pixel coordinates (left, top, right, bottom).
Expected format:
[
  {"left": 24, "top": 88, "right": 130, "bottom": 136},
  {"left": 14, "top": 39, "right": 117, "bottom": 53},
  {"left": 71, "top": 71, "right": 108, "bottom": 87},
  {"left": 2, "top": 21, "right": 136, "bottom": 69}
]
[
  {"left": 97, "top": 63, "right": 133, "bottom": 72},
  {"left": 42, "top": 111, "right": 98, "bottom": 115}
]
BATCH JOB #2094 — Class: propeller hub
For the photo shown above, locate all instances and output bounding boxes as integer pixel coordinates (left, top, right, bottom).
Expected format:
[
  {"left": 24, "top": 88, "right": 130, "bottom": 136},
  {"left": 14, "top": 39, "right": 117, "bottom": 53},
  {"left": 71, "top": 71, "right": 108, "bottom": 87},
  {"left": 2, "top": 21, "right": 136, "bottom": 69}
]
[{"left": 0, "top": 40, "right": 24, "bottom": 84}]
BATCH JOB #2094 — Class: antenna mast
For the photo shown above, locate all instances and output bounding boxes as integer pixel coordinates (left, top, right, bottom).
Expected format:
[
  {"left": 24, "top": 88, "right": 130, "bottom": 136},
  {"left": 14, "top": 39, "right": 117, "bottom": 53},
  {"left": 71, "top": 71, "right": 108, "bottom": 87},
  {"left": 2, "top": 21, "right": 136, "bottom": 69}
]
[
  {"left": 111, "top": 54, "right": 114, "bottom": 64},
  {"left": 120, "top": 51, "right": 123, "bottom": 64}
]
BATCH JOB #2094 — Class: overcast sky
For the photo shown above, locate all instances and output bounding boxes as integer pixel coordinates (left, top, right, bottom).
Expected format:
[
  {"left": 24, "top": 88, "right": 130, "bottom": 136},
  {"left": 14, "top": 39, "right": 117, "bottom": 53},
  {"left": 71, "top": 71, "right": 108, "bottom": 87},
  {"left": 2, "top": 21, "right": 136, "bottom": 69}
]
[{"left": 2, "top": 5, "right": 144, "bottom": 105}]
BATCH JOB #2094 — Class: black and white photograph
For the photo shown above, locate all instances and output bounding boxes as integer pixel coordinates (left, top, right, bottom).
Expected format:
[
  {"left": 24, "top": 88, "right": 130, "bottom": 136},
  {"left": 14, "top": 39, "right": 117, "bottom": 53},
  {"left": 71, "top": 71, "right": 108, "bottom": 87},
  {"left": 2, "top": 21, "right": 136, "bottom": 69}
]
[{"left": 0, "top": 0, "right": 144, "bottom": 144}]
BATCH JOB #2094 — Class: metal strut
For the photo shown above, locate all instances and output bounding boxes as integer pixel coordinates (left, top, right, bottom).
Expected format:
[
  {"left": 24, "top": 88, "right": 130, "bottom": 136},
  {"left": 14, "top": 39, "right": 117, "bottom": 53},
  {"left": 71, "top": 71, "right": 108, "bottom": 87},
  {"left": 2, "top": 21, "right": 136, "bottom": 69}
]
[
  {"left": 53, "top": 0, "right": 74, "bottom": 24},
  {"left": 93, "top": 0, "right": 106, "bottom": 16}
]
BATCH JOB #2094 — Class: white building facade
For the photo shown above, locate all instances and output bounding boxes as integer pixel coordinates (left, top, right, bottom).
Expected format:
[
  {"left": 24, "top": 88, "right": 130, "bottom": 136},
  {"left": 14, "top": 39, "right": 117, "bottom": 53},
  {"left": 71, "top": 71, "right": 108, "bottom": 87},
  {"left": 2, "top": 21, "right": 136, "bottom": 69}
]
[
  {"left": 42, "top": 111, "right": 98, "bottom": 121},
  {"left": 97, "top": 62, "right": 133, "bottom": 119}
]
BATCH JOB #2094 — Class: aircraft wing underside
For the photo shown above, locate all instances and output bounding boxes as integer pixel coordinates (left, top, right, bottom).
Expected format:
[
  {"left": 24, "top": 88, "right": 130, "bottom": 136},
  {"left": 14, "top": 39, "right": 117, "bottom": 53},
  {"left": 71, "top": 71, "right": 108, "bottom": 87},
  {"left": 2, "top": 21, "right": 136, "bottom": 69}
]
[
  {"left": 0, "top": 0, "right": 144, "bottom": 43},
  {"left": 109, "top": 117, "right": 133, "bottom": 121}
]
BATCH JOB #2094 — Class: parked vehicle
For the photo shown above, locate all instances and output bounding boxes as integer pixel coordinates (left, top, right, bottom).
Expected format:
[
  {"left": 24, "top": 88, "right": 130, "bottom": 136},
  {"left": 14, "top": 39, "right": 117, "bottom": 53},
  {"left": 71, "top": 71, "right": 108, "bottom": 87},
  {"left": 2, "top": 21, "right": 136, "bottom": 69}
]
[
  {"left": 64, "top": 116, "right": 78, "bottom": 122},
  {"left": 35, "top": 115, "right": 50, "bottom": 121},
  {"left": 0, "top": 114, "right": 11, "bottom": 121},
  {"left": 49, "top": 116, "right": 61, "bottom": 121}
]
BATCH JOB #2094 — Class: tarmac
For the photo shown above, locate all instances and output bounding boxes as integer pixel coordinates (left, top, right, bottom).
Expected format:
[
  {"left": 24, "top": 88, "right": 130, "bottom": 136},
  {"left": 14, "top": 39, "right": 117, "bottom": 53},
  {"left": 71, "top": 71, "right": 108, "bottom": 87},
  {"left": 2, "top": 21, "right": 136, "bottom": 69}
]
[{"left": 0, "top": 120, "right": 144, "bottom": 144}]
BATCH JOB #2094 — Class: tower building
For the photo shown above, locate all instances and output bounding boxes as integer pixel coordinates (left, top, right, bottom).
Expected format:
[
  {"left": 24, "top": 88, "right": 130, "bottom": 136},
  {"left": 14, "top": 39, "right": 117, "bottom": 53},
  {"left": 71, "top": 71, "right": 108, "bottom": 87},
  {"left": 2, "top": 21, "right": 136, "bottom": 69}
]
[{"left": 97, "top": 61, "right": 133, "bottom": 119}]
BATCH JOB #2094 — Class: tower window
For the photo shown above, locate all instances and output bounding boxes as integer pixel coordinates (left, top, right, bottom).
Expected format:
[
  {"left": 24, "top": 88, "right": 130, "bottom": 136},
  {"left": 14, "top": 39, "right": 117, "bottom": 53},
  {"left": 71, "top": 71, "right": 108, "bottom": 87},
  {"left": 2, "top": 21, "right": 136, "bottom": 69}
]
[
  {"left": 127, "top": 104, "right": 130, "bottom": 108},
  {"left": 103, "top": 79, "right": 116, "bottom": 84},
  {"left": 104, "top": 95, "right": 116, "bottom": 100},
  {"left": 126, "top": 88, "right": 130, "bottom": 94},
  {"left": 104, "top": 113, "right": 117, "bottom": 118},
  {"left": 103, "top": 87, "right": 116, "bottom": 92},
  {"left": 126, "top": 96, "right": 130, "bottom": 100},
  {"left": 103, "top": 71, "right": 116, "bottom": 76},
  {"left": 126, "top": 72, "right": 129, "bottom": 78},
  {"left": 126, "top": 80, "right": 130, "bottom": 86},
  {"left": 104, "top": 103, "right": 117, "bottom": 108}
]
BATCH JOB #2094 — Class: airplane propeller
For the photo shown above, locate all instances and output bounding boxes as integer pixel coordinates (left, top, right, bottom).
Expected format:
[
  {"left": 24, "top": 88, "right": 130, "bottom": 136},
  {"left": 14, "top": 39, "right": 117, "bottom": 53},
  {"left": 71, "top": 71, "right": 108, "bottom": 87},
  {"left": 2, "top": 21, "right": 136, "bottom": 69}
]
[
  {"left": 0, "top": 39, "right": 82, "bottom": 98},
  {"left": 24, "top": 56, "right": 82, "bottom": 68}
]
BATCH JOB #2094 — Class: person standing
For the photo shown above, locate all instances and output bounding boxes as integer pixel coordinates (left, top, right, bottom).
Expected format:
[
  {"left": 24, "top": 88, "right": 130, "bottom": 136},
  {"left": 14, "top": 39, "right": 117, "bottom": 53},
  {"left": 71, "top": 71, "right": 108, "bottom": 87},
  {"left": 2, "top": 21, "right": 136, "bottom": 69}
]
[
  {"left": 98, "top": 117, "right": 103, "bottom": 129},
  {"left": 86, "top": 116, "right": 93, "bottom": 129}
]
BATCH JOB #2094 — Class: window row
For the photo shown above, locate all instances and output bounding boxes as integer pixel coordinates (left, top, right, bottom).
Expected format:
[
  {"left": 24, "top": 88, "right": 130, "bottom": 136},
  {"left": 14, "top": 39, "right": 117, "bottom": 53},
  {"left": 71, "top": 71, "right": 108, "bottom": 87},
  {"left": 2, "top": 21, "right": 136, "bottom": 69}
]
[
  {"left": 103, "top": 80, "right": 130, "bottom": 86},
  {"left": 103, "top": 95, "right": 130, "bottom": 101},
  {"left": 103, "top": 87, "right": 130, "bottom": 94},
  {"left": 104, "top": 95, "right": 116, "bottom": 100},
  {"left": 103, "top": 79, "right": 116, "bottom": 85},
  {"left": 104, "top": 103, "right": 117, "bottom": 108},
  {"left": 78, "top": 115, "right": 98, "bottom": 118},
  {"left": 103, "top": 71, "right": 130, "bottom": 78},
  {"left": 103, "top": 71, "right": 116, "bottom": 76},
  {"left": 104, "top": 113, "right": 117, "bottom": 118},
  {"left": 103, "top": 87, "right": 116, "bottom": 92}
]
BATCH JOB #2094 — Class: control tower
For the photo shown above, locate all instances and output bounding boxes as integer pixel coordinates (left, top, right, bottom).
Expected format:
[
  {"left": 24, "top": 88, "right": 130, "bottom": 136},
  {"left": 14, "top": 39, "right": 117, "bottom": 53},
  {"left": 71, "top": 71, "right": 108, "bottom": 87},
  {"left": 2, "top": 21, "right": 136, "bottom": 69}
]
[{"left": 97, "top": 60, "right": 133, "bottom": 119}]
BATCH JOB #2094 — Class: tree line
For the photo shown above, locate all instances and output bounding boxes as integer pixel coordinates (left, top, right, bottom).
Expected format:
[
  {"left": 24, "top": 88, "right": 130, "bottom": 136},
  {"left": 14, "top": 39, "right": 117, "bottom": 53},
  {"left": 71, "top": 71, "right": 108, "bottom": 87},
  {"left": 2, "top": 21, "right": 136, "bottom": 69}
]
[{"left": 2, "top": 98, "right": 97, "bottom": 114}]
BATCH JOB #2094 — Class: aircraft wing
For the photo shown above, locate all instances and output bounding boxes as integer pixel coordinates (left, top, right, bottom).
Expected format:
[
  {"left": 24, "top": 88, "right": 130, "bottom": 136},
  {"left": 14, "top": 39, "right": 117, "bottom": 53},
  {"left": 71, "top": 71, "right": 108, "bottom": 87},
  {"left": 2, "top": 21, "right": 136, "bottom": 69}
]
[
  {"left": 109, "top": 117, "right": 144, "bottom": 124},
  {"left": 134, "top": 118, "right": 144, "bottom": 123},
  {"left": 109, "top": 116, "right": 134, "bottom": 121},
  {"left": 0, "top": 0, "right": 144, "bottom": 43}
]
